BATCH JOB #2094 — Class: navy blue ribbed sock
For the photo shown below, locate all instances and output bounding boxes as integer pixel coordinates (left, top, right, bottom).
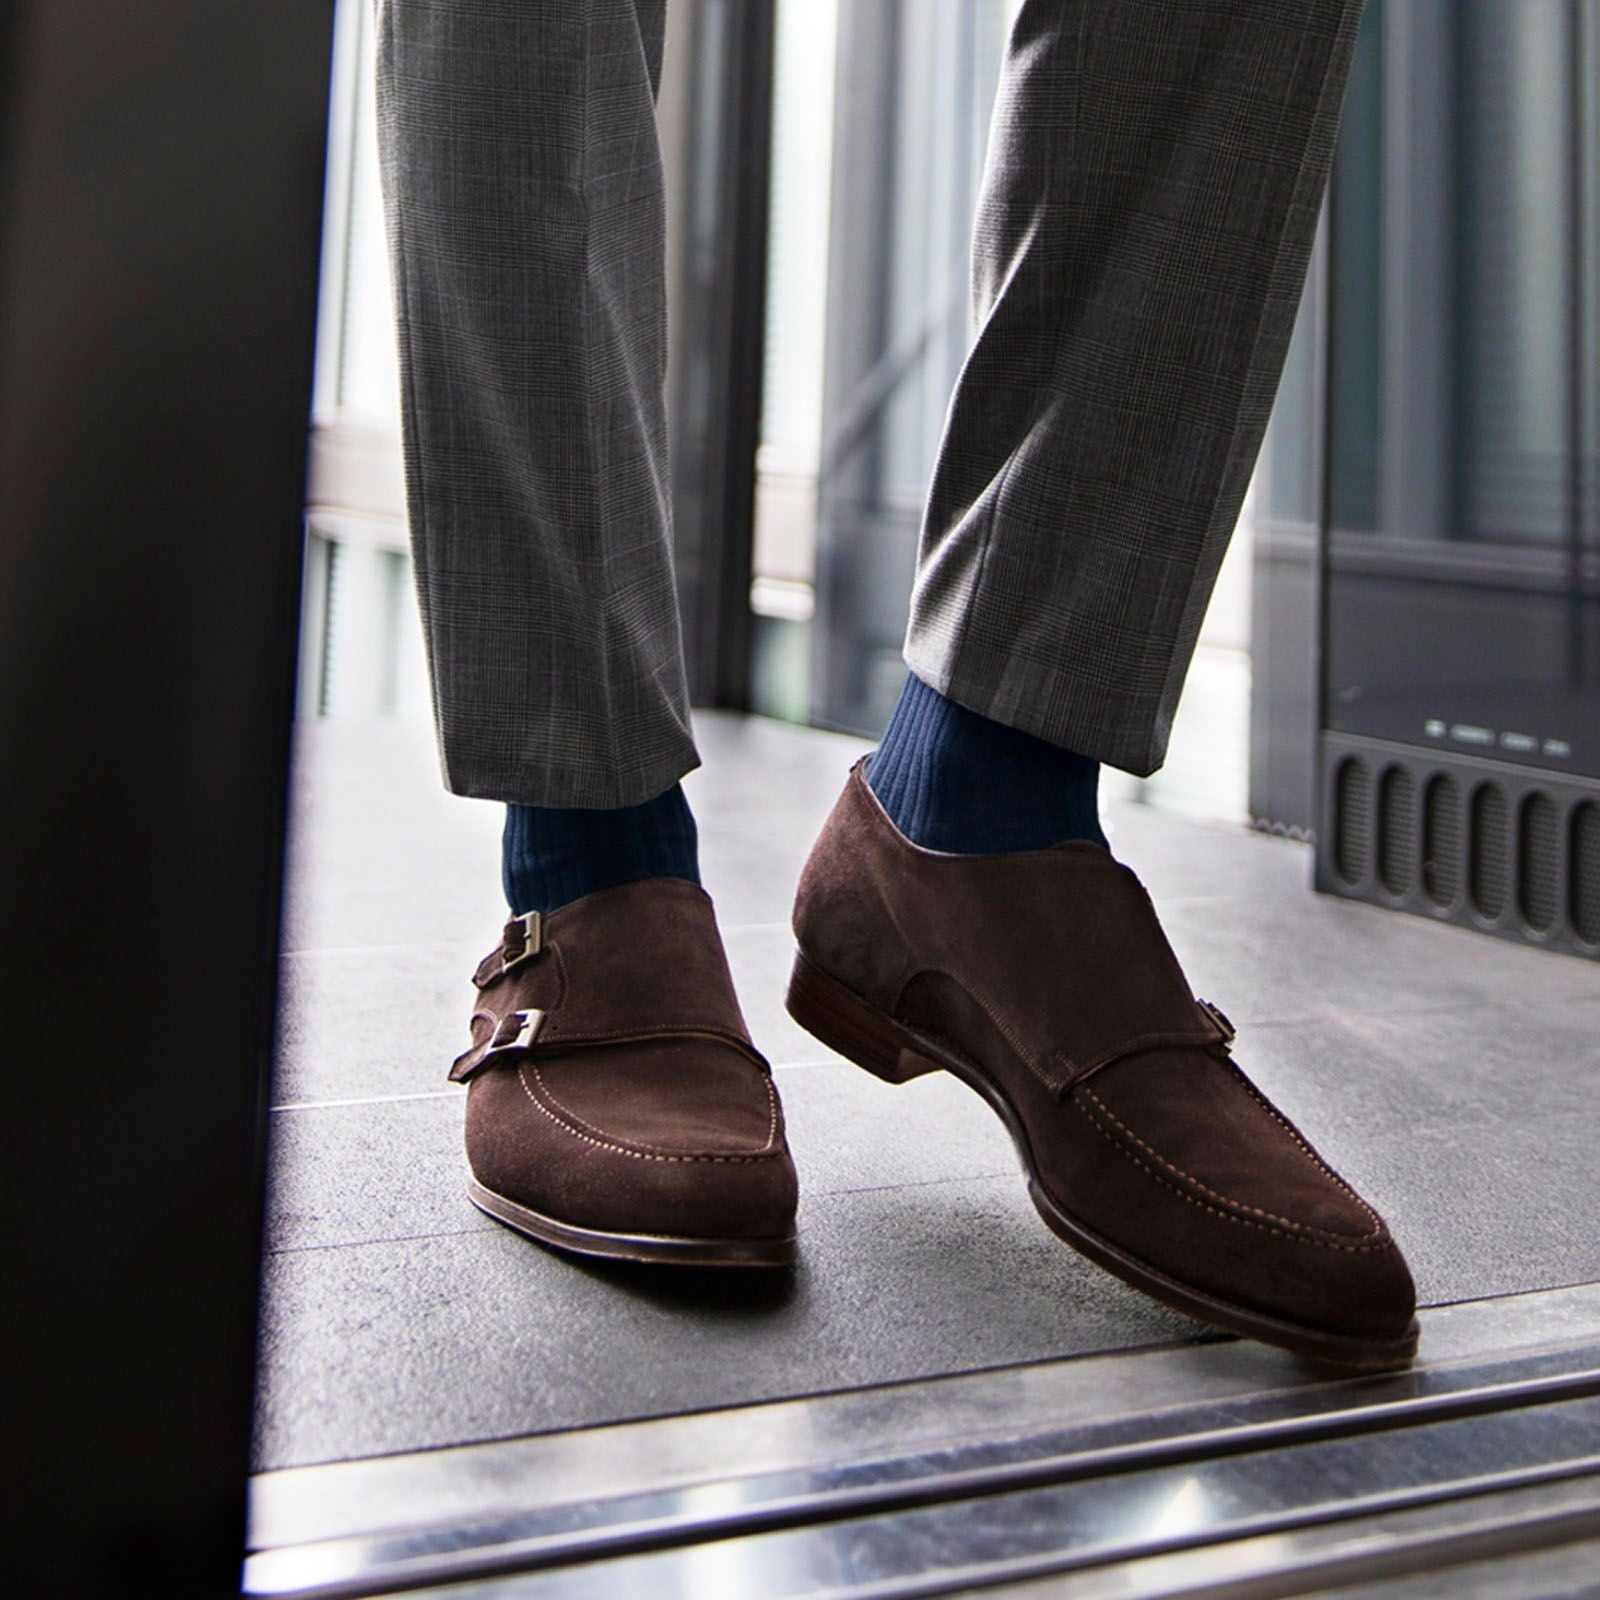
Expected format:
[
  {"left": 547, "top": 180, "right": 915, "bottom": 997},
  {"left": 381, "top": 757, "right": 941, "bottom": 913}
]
[
  {"left": 502, "top": 783, "right": 700, "bottom": 916},
  {"left": 866, "top": 674, "right": 1107, "bottom": 854}
]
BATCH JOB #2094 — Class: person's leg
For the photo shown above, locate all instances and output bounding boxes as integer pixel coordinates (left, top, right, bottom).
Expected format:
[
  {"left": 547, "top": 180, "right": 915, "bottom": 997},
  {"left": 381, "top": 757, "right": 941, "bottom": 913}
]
[
  {"left": 797, "top": 0, "right": 1418, "bottom": 1364},
  {"left": 375, "top": 0, "right": 796, "bottom": 1264},
  {"left": 871, "top": 0, "right": 1365, "bottom": 854},
  {"left": 376, "top": 0, "right": 699, "bottom": 916}
]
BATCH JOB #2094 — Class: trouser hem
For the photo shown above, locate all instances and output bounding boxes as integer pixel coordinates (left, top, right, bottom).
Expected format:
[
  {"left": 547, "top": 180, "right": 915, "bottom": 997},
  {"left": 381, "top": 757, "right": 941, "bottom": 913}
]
[
  {"left": 438, "top": 734, "right": 702, "bottom": 811},
  {"left": 902, "top": 641, "right": 1169, "bottom": 780}
]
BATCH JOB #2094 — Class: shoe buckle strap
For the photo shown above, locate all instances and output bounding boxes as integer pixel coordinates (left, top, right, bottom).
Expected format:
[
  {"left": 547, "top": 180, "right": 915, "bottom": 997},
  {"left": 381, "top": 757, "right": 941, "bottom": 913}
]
[
  {"left": 451, "top": 1012, "right": 770, "bottom": 1084},
  {"left": 450, "top": 1007, "right": 546, "bottom": 1082},
  {"left": 1051, "top": 997, "right": 1238, "bottom": 1097}
]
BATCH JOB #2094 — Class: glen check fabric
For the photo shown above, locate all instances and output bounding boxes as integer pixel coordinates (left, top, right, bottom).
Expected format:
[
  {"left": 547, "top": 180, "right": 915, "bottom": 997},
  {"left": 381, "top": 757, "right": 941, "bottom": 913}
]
[
  {"left": 908, "top": 0, "right": 1367, "bottom": 775},
  {"left": 377, "top": 0, "right": 1365, "bottom": 802},
  {"left": 375, "top": 0, "right": 694, "bottom": 807}
]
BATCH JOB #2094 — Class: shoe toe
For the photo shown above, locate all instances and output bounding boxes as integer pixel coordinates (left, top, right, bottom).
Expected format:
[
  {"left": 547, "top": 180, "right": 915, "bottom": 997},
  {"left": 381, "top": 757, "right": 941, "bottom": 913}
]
[
  {"left": 614, "top": 1143, "right": 800, "bottom": 1244},
  {"left": 465, "top": 1040, "right": 797, "bottom": 1245},
  {"left": 1064, "top": 1051, "right": 1417, "bottom": 1357},
  {"left": 1276, "top": 1228, "right": 1417, "bottom": 1346}
]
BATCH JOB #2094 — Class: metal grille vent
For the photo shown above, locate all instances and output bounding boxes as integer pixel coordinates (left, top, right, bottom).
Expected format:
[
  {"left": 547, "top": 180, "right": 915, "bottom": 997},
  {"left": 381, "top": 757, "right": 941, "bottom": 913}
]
[
  {"left": 1469, "top": 783, "right": 1511, "bottom": 921},
  {"left": 1320, "top": 735, "right": 1599, "bottom": 958},
  {"left": 1573, "top": 802, "right": 1600, "bottom": 946},
  {"left": 1422, "top": 774, "right": 1463, "bottom": 908},
  {"left": 1335, "top": 758, "right": 1373, "bottom": 886},
  {"left": 1378, "top": 766, "right": 1418, "bottom": 896},
  {"left": 1518, "top": 792, "right": 1561, "bottom": 934}
]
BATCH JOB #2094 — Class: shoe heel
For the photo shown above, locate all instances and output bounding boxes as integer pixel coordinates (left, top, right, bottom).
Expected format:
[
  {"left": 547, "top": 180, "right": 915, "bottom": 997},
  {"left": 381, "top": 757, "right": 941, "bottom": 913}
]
[{"left": 786, "top": 954, "right": 940, "bottom": 1085}]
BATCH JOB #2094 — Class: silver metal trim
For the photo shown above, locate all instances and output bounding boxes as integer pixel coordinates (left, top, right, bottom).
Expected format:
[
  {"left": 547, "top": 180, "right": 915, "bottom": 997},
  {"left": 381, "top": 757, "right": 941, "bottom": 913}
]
[
  {"left": 246, "top": 1284, "right": 1600, "bottom": 1599},
  {"left": 250, "top": 1283, "right": 1600, "bottom": 1553},
  {"left": 993, "top": 1478, "right": 1600, "bottom": 1599},
  {"left": 247, "top": 1394, "right": 1600, "bottom": 1598}
]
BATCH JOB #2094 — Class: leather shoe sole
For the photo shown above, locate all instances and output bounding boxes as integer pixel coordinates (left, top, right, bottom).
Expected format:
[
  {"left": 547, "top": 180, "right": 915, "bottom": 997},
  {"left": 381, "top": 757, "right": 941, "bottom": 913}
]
[{"left": 467, "top": 1176, "right": 797, "bottom": 1268}]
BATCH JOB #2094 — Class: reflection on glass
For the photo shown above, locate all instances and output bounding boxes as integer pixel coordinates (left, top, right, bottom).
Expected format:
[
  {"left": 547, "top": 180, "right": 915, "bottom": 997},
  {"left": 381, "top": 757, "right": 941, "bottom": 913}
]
[{"left": 1325, "top": 0, "right": 1598, "bottom": 776}]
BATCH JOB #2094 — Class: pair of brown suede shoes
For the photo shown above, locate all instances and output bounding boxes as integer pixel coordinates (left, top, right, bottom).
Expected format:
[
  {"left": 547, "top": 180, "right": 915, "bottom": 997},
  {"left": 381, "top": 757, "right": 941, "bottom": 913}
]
[{"left": 451, "top": 759, "right": 1419, "bottom": 1368}]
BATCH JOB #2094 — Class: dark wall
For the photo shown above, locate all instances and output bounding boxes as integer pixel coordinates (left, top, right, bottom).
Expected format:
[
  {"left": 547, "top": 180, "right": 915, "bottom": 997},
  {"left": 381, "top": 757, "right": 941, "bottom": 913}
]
[{"left": 0, "top": 5, "right": 332, "bottom": 1593}]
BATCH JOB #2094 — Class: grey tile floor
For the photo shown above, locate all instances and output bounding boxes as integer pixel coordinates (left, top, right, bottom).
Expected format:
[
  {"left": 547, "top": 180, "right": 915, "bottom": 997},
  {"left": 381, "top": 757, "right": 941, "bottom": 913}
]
[{"left": 257, "top": 713, "right": 1600, "bottom": 1470}]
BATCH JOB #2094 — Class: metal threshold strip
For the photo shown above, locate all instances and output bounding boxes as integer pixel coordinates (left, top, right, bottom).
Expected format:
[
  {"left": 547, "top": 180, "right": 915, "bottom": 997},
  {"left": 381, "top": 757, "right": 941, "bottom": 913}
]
[{"left": 246, "top": 1285, "right": 1600, "bottom": 1598}]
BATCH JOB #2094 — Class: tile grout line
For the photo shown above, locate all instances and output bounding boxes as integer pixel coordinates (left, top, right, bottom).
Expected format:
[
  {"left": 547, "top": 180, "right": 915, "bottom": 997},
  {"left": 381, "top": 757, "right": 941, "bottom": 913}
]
[
  {"left": 270, "top": 993, "right": 1600, "bottom": 1111},
  {"left": 798, "top": 1169, "right": 1022, "bottom": 1202},
  {"left": 269, "top": 1057, "right": 865, "bottom": 1109},
  {"left": 264, "top": 1171, "right": 1029, "bottom": 1260},
  {"left": 279, "top": 920, "right": 797, "bottom": 960},
  {"left": 271, "top": 1089, "right": 463, "bottom": 1113},
  {"left": 265, "top": 1223, "right": 496, "bottom": 1259},
  {"left": 1240, "top": 992, "right": 1600, "bottom": 1031}
]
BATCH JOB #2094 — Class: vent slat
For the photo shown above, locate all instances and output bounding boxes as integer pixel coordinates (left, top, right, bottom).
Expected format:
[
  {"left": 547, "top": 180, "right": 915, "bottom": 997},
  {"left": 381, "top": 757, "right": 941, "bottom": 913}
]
[
  {"left": 1378, "top": 766, "right": 1418, "bottom": 897},
  {"left": 1470, "top": 784, "right": 1511, "bottom": 922},
  {"left": 1573, "top": 803, "right": 1600, "bottom": 947},
  {"left": 1519, "top": 793, "right": 1561, "bottom": 935},
  {"left": 1335, "top": 759, "right": 1373, "bottom": 887},
  {"left": 1422, "top": 775, "right": 1463, "bottom": 909}
]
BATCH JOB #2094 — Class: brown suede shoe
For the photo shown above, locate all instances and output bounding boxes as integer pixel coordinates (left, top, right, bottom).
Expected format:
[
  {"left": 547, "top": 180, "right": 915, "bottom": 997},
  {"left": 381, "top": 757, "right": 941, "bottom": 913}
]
[
  {"left": 450, "top": 878, "right": 798, "bottom": 1267},
  {"left": 788, "top": 760, "right": 1418, "bottom": 1366}
]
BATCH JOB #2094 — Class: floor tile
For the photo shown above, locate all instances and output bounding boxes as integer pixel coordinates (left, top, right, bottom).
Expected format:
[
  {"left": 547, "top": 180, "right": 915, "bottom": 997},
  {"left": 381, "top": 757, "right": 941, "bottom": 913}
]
[
  {"left": 1157, "top": 887, "right": 1600, "bottom": 1028},
  {"left": 273, "top": 941, "right": 482, "bottom": 1107},
  {"left": 254, "top": 1175, "right": 1204, "bottom": 1469},
  {"left": 264, "top": 1095, "right": 475, "bottom": 1256}
]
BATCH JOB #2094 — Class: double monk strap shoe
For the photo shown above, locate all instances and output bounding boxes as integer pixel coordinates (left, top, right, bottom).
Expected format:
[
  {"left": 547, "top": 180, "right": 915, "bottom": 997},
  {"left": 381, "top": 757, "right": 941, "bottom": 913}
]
[
  {"left": 787, "top": 760, "right": 1418, "bottom": 1366},
  {"left": 451, "top": 878, "right": 798, "bottom": 1267}
]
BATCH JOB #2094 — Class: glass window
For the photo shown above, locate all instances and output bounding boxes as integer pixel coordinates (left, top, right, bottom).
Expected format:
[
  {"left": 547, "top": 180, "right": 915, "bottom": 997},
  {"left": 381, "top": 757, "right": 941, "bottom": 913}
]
[{"left": 1325, "top": 0, "right": 1600, "bottom": 776}]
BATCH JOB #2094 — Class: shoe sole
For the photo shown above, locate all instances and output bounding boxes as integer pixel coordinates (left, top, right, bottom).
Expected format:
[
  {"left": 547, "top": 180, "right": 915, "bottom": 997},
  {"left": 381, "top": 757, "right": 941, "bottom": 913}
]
[
  {"left": 786, "top": 952, "right": 1419, "bottom": 1370},
  {"left": 467, "top": 1178, "right": 796, "bottom": 1269}
]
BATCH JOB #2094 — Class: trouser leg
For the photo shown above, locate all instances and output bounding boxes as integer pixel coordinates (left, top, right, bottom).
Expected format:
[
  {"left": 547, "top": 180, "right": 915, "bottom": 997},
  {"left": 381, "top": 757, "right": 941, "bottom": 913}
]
[
  {"left": 905, "top": 0, "right": 1367, "bottom": 777},
  {"left": 374, "top": 0, "right": 695, "bottom": 808}
]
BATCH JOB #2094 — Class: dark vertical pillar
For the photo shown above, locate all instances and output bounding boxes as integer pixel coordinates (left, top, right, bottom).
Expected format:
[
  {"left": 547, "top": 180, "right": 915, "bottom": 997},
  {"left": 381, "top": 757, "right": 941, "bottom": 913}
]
[
  {"left": 667, "top": 0, "right": 776, "bottom": 711},
  {"left": 0, "top": 5, "right": 332, "bottom": 1594}
]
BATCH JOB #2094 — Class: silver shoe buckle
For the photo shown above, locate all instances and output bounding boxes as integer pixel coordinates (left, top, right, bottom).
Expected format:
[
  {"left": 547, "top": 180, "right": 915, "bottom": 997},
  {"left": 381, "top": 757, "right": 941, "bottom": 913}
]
[
  {"left": 500, "top": 911, "right": 543, "bottom": 976},
  {"left": 1197, "top": 997, "right": 1236, "bottom": 1044},
  {"left": 481, "top": 1007, "right": 545, "bottom": 1063}
]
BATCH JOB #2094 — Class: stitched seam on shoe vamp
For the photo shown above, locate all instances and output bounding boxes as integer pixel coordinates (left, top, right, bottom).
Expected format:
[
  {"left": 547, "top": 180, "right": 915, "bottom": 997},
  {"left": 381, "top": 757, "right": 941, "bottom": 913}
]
[
  {"left": 1229, "top": 1065, "right": 1375, "bottom": 1216},
  {"left": 1077, "top": 1090, "right": 1385, "bottom": 1248},
  {"left": 1078, "top": 1086, "right": 1383, "bottom": 1244},
  {"left": 1074, "top": 1100, "right": 1394, "bottom": 1254},
  {"left": 761, "top": 1073, "right": 779, "bottom": 1152},
  {"left": 518, "top": 1065, "right": 781, "bottom": 1163},
  {"left": 531, "top": 1046, "right": 778, "bottom": 1156}
]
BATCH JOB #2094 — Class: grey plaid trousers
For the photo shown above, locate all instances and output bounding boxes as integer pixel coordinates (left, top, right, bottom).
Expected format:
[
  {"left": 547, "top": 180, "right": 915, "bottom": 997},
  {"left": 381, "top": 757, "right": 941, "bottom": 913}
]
[{"left": 376, "top": 0, "right": 1366, "bottom": 807}]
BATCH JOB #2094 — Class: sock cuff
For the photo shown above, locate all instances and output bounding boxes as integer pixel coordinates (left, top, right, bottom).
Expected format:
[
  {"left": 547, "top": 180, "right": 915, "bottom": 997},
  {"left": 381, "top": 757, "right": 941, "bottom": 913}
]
[
  {"left": 867, "top": 674, "right": 1106, "bottom": 854},
  {"left": 503, "top": 783, "right": 700, "bottom": 915}
]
